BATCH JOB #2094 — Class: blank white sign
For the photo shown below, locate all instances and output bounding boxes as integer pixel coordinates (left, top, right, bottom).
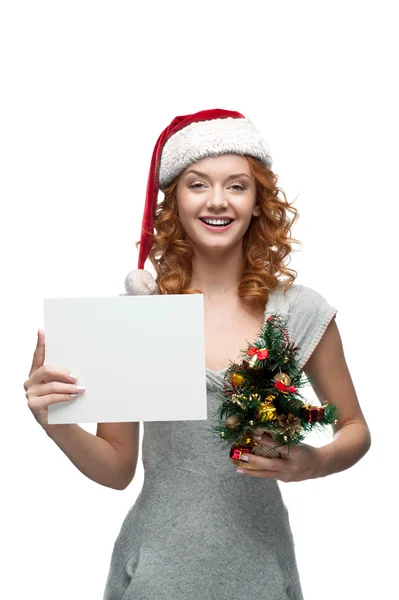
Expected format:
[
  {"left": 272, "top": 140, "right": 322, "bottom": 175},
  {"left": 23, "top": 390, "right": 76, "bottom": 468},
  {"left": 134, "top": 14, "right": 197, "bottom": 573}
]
[{"left": 44, "top": 294, "right": 207, "bottom": 424}]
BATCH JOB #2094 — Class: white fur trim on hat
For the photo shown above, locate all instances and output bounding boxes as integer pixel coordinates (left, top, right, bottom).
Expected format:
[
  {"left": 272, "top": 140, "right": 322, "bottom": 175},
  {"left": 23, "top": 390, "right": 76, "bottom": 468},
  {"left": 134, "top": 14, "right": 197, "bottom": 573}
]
[{"left": 158, "top": 117, "right": 272, "bottom": 189}]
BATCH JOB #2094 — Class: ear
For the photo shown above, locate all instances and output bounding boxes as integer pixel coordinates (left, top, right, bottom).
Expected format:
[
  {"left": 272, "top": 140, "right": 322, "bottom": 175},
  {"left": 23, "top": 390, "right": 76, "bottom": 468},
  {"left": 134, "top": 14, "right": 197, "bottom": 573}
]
[{"left": 252, "top": 204, "right": 261, "bottom": 217}]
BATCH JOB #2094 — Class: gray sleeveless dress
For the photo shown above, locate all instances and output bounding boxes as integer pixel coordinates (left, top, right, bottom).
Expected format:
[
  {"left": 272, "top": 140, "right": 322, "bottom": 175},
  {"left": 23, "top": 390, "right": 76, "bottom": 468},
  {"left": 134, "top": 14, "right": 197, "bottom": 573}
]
[{"left": 103, "top": 283, "right": 337, "bottom": 600}]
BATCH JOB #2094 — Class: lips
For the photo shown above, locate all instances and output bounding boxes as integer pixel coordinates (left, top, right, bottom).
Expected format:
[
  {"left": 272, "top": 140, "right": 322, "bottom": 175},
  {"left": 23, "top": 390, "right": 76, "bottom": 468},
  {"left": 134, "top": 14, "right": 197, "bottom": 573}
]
[
  {"left": 198, "top": 218, "right": 235, "bottom": 232},
  {"left": 199, "top": 217, "right": 235, "bottom": 225}
]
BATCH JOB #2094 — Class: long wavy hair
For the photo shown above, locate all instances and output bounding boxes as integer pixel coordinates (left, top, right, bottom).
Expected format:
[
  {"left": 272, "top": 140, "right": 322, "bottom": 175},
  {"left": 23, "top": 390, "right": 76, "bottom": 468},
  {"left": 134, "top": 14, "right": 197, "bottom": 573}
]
[{"left": 136, "top": 156, "right": 301, "bottom": 311}]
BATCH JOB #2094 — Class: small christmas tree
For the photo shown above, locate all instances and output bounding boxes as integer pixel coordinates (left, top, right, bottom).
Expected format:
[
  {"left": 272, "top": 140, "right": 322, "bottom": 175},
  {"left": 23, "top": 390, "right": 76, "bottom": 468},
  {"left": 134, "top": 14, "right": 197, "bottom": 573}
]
[{"left": 210, "top": 314, "right": 340, "bottom": 466}]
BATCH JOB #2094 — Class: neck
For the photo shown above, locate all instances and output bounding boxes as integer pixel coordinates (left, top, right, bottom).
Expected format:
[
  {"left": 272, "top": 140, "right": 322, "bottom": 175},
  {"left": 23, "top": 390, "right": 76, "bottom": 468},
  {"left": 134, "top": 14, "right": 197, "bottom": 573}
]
[{"left": 189, "top": 243, "right": 244, "bottom": 303}]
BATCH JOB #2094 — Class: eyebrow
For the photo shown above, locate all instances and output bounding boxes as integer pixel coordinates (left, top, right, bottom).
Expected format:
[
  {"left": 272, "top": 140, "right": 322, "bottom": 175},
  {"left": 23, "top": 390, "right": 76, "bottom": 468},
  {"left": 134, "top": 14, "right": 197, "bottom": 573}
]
[{"left": 185, "top": 169, "right": 251, "bottom": 181}]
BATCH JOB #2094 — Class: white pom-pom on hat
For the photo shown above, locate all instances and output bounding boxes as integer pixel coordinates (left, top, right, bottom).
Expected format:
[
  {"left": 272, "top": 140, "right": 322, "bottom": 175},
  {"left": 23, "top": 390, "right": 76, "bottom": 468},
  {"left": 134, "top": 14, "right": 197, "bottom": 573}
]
[{"left": 123, "top": 269, "right": 159, "bottom": 296}]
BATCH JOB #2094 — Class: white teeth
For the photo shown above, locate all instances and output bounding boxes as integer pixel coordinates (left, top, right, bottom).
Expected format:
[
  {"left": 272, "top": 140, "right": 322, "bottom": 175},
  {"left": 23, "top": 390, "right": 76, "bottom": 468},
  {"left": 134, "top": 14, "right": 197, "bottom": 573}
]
[{"left": 202, "top": 218, "right": 232, "bottom": 226}]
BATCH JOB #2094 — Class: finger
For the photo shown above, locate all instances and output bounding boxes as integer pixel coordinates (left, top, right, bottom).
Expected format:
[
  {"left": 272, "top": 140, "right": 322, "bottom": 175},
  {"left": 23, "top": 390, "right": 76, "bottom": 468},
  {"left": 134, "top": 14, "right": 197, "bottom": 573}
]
[
  {"left": 234, "top": 453, "right": 285, "bottom": 471},
  {"left": 254, "top": 431, "right": 277, "bottom": 443},
  {"left": 36, "top": 381, "right": 85, "bottom": 398},
  {"left": 31, "top": 363, "right": 78, "bottom": 387},
  {"left": 236, "top": 467, "right": 278, "bottom": 479},
  {"left": 28, "top": 391, "right": 83, "bottom": 410},
  {"left": 29, "top": 329, "right": 45, "bottom": 379}
]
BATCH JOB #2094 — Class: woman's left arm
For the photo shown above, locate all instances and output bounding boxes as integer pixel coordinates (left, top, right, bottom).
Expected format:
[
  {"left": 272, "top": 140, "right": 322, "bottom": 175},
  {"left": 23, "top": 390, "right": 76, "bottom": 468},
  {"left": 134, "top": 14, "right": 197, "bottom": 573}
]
[{"left": 303, "top": 317, "right": 371, "bottom": 477}]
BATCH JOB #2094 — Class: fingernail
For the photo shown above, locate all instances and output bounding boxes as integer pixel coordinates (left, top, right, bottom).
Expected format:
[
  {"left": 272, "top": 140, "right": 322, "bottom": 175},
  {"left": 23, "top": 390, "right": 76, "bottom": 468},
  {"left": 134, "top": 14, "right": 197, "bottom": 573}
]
[
  {"left": 254, "top": 434, "right": 262, "bottom": 441},
  {"left": 240, "top": 455, "right": 249, "bottom": 462},
  {"left": 69, "top": 373, "right": 78, "bottom": 380},
  {"left": 236, "top": 469, "right": 245, "bottom": 474}
]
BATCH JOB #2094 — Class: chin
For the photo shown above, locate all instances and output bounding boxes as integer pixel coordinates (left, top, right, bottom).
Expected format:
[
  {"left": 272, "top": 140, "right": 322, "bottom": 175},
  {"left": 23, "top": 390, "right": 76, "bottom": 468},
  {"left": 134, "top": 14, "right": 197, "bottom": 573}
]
[{"left": 190, "top": 235, "right": 242, "bottom": 254}]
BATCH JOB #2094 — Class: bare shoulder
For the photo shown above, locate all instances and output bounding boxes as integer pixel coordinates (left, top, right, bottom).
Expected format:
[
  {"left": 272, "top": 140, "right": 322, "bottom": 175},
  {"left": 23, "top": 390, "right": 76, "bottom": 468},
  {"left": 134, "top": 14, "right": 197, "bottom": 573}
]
[
  {"left": 303, "top": 318, "right": 369, "bottom": 435},
  {"left": 96, "top": 422, "right": 141, "bottom": 476}
]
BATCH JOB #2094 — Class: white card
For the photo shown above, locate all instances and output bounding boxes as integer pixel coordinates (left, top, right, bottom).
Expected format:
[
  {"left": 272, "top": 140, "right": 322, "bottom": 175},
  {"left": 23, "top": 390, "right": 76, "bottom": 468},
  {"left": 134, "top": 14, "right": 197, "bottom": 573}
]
[{"left": 44, "top": 294, "right": 207, "bottom": 424}]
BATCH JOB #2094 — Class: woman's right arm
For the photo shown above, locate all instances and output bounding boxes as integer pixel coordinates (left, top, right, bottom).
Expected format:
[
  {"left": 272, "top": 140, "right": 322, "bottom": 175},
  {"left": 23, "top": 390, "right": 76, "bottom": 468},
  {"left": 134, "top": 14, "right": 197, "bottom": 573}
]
[
  {"left": 25, "top": 330, "right": 140, "bottom": 490},
  {"left": 42, "top": 421, "right": 140, "bottom": 490}
]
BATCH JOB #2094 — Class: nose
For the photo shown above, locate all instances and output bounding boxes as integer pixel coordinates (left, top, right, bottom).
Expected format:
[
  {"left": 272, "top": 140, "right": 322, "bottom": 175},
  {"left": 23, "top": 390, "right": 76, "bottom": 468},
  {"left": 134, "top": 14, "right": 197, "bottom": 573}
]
[{"left": 206, "top": 186, "right": 228, "bottom": 210}]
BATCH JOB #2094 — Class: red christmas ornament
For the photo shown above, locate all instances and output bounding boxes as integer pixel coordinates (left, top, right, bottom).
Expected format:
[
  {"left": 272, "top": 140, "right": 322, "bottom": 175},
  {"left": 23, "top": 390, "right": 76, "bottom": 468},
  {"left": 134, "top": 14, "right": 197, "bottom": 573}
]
[
  {"left": 274, "top": 380, "right": 297, "bottom": 393},
  {"left": 247, "top": 346, "right": 269, "bottom": 360},
  {"left": 229, "top": 445, "right": 252, "bottom": 461},
  {"left": 302, "top": 406, "right": 325, "bottom": 422}
]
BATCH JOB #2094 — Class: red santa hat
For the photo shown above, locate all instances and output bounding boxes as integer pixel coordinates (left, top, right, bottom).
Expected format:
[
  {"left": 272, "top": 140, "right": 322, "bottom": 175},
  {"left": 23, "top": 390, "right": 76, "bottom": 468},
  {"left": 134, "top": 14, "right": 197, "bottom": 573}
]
[{"left": 123, "top": 108, "right": 273, "bottom": 295}]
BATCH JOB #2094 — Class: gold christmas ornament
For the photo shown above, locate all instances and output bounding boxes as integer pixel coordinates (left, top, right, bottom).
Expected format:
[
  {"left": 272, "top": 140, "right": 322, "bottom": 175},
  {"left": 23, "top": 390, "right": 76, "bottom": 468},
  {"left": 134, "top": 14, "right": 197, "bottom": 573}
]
[
  {"left": 239, "top": 432, "right": 253, "bottom": 446},
  {"left": 272, "top": 372, "right": 291, "bottom": 386},
  {"left": 258, "top": 401, "right": 278, "bottom": 421},
  {"left": 231, "top": 372, "right": 245, "bottom": 387},
  {"left": 248, "top": 354, "right": 258, "bottom": 368},
  {"left": 225, "top": 415, "right": 242, "bottom": 431},
  {"left": 264, "top": 394, "right": 276, "bottom": 403},
  {"left": 231, "top": 394, "right": 247, "bottom": 410}
]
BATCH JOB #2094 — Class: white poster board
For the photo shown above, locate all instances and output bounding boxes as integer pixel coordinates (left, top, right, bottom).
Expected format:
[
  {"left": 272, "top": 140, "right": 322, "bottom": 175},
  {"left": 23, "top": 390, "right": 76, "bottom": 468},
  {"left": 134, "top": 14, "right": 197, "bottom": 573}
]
[{"left": 44, "top": 294, "right": 207, "bottom": 424}]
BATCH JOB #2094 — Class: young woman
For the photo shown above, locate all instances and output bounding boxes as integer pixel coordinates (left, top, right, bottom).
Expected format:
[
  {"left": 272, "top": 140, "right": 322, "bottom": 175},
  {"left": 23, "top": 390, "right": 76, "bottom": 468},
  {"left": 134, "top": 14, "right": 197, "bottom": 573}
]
[{"left": 24, "top": 109, "right": 371, "bottom": 600}]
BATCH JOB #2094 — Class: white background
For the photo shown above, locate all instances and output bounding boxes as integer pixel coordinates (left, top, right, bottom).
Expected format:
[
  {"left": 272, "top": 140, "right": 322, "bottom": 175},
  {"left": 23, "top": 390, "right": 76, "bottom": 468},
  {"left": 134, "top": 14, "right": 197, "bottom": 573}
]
[{"left": 1, "top": 1, "right": 397, "bottom": 598}]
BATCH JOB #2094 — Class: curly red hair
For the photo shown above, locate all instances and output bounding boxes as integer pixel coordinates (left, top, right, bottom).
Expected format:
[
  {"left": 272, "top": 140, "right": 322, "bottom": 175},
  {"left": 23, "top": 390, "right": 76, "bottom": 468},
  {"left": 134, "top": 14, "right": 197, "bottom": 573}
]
[{"left": 136, "top": 156, "right": 301, "bottom": 311}]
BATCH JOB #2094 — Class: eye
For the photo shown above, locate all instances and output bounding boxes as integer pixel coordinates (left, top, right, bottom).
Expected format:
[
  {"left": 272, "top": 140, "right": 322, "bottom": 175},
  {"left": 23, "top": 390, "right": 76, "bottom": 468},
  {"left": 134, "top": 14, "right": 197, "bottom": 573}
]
[
  {"left": 189, "top": 182, "right": 206, "bottom": 189},
  {"left": 229, "top": 184, "right": 246, "bottom": 191}
]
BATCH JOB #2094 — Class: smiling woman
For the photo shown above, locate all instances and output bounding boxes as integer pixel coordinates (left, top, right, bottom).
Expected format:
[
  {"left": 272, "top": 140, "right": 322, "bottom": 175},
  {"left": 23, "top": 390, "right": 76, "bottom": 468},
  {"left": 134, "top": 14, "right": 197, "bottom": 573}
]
[{"left": 102, "top": 108, "right": 371, "bottom": 599}]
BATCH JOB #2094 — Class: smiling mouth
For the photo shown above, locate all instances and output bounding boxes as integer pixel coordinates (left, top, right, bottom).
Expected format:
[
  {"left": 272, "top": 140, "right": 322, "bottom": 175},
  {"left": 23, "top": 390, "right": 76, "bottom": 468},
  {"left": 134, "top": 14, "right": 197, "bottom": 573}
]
[{"left": 199, "top": 218, "right": 235, "bottom": 227}]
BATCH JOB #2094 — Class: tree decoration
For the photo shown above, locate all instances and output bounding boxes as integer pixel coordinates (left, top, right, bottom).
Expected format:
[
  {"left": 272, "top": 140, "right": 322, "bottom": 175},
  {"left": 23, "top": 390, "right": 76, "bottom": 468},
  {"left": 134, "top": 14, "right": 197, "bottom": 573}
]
[
  {"left": 225, "top": 415, "right": 242, "bottom": 430},
  {"left": 210, "top": 313, "right": 340, "bottom": 465},
  {"left": 230, "top": 372, "right": 245, "bottom": 387}
]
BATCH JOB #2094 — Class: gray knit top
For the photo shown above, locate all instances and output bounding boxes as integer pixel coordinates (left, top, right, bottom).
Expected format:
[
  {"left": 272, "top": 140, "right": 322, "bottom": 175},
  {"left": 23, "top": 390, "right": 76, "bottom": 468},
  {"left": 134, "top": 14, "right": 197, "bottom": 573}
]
[{"left": 103, "top": 283, "right": 337, "bottom": 600}]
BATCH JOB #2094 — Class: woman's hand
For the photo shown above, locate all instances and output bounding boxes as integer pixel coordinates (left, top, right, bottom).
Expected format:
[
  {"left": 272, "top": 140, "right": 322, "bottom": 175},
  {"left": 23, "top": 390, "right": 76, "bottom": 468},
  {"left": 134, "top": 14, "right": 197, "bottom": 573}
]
[
  {"left": 23, "top": 330, "right": 86, "bottom": 429},
  {"left": 234, "top": 432, "right": 326, "bottom": 482}
]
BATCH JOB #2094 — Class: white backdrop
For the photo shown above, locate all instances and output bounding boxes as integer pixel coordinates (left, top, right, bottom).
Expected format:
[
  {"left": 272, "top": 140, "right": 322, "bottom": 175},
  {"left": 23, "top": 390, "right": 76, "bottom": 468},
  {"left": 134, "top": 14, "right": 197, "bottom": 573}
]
[{"left": 1, "top": 1, "right": 397, "bottom": 598}]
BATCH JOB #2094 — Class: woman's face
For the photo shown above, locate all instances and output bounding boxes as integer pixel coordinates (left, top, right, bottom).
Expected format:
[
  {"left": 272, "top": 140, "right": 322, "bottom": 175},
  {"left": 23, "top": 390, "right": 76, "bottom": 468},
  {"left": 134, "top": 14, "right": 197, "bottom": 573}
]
[{"left": 175, "top": 154, "right": 260, "bottom": 254}]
